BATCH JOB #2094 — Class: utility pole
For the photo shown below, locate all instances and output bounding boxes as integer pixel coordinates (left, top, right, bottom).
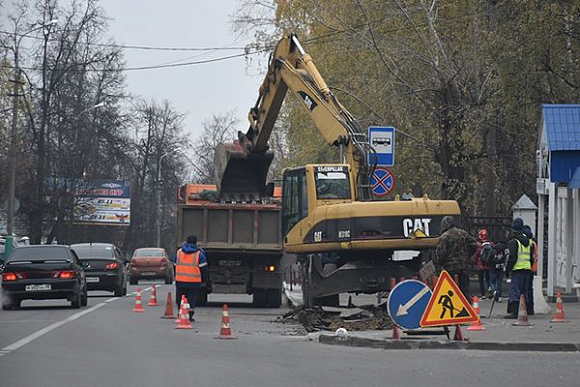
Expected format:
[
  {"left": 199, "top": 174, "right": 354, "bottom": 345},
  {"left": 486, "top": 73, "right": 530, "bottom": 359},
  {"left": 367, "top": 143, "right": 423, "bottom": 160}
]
[{"left": 4, "top": 43, "right": 22, "bottom": 260}]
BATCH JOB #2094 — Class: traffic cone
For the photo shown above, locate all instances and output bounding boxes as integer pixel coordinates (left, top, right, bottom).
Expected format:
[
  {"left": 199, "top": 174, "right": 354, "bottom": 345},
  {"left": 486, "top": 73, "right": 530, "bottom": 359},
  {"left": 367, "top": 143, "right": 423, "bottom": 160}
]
[
  {"left": 160, "top": 292, "right": 175, "bottom": 319},
  {"left": 132, "top": 287, "right": 145, "bottom": 313},
  {"left": 175, "top": 297, "right": 193, "bottom": 329},
  {"left": 513, "top": 294, "right": 533, "bottom": 326},
  {"left": 392, "top": 325, "right": 401, "bottom": 341},
  {"left": 467, "top": 296, "right": 486, "bottom": 331},
  {"left": 453, "top": 324, "right": 468, "bottom": 341},
  {"left": 550, "top": 292, "right": 567, "bottom": 323},
  {"left": 215, "top": 304, "right": 237, "bottom": 339},
  {"left": 175, "top": 295, "right": 185, "bottom": 323},
  {"left": 147, "top": 284, "right": 159, "bottom": 306}
]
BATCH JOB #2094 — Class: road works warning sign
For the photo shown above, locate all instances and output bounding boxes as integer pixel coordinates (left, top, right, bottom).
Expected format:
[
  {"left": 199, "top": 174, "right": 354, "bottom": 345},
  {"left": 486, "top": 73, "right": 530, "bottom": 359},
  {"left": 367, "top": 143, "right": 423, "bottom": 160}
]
[{"left": 420, "top": 270, "right": 478, "bottom": 327}]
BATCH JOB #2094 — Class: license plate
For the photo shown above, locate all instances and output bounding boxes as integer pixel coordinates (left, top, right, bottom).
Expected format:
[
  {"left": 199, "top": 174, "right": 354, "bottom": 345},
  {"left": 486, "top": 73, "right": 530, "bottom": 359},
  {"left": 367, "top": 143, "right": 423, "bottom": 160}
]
[
  {"left": 219, "top": 260, "right": 242, "bottom": 267},
  {"left": 86, "top": 277, "right": 100, "bottom": 283},
  {"left": 25, "top": 284, "right": 52, "bottom": 291},
  {"left": 141, "top": 272, "right": 156, "bottom": 276}
]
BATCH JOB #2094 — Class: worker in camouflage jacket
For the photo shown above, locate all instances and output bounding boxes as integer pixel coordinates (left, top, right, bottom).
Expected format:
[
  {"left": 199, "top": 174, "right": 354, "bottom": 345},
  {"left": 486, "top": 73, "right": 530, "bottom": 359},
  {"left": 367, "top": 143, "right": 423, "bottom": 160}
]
[{"left": 435, "top": 216, "right": 477, "bottom": 301}]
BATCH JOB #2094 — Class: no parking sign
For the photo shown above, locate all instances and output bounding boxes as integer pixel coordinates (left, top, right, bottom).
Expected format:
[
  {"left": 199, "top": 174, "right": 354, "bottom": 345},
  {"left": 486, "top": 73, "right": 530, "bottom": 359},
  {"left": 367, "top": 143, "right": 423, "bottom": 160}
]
[{"left": 371, "top": 167, "right": 395, "bottom": 197}]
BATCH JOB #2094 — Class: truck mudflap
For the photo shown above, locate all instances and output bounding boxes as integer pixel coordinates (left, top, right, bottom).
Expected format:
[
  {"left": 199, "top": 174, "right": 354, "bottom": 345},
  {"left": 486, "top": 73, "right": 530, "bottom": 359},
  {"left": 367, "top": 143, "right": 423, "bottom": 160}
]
[{"left": 299, "top": 254, "right": 420, "bottom": 305}]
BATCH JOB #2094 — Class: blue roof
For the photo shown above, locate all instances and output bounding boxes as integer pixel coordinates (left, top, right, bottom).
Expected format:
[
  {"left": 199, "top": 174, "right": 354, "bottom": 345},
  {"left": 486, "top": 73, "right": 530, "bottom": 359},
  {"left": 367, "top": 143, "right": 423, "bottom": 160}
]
[{"left": 542, "top": 104, "right": 580, "bottom": 151}]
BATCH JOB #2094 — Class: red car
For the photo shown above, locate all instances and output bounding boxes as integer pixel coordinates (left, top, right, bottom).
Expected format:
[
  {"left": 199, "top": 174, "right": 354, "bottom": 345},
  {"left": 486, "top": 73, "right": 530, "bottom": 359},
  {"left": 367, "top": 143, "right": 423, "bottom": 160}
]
[{"left": 129, "top": 248, "right": 174, "bottom": 285}]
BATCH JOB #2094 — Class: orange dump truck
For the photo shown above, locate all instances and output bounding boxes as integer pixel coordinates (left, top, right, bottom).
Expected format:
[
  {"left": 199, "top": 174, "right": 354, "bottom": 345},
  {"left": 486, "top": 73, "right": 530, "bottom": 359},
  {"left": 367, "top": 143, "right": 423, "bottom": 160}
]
[{"left": 175, "top": 184, "right": 283, "bottom": 307}]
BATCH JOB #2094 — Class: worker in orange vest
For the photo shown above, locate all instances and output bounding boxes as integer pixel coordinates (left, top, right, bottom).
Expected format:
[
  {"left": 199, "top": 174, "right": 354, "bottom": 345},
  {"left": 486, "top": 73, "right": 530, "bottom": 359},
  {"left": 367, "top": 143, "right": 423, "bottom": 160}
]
[{"left": 174, "top": 235, "right": 208, "bottom": 322}]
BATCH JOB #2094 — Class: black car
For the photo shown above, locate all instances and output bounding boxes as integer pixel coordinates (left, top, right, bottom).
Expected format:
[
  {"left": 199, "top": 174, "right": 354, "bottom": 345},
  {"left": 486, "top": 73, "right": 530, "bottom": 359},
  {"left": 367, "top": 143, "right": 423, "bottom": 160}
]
[
  {"left": 1, "top": 245, "right": 88, "bottom": 310},
  {"left": 70, "top": 243, "right": 127, "bottom": 296}
]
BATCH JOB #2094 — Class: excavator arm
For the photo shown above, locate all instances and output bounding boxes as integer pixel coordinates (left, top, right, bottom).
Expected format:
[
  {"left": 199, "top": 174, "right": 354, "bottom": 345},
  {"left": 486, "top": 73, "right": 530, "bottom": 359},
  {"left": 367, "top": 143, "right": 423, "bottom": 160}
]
[{"left": 215, "top": 34, "right": 375, "bottom": 201}]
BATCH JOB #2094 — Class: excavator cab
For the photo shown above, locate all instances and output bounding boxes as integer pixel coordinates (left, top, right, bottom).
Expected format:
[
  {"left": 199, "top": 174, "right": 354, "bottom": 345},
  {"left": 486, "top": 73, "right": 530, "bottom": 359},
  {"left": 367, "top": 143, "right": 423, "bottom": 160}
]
[{"left": 281, "top": 164, "right": 354, "bottom": 237}]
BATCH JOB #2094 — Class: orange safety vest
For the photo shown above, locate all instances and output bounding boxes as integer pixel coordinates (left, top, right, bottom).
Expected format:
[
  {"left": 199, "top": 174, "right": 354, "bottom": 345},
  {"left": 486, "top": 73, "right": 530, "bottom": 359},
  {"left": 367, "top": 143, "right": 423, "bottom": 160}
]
[{"left": 175, "top": 249, "right": 202, "bottom": 283}]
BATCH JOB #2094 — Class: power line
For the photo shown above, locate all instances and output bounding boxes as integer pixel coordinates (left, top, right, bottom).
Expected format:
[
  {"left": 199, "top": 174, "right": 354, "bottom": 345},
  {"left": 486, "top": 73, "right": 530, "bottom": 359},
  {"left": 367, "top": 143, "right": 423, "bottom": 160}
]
[
  {"left": 0, "top": 29, "right": 248, "bottom": 52},
  {"left": 0, "top": 49, "right": 268, "bottom": 72}
]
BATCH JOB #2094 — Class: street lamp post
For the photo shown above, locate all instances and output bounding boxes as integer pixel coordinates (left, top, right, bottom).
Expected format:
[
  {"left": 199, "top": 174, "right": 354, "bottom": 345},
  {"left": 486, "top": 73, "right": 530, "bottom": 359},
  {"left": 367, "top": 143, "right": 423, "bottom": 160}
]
[
  {"left": 157, "top": 147, "right": 181, "bottom": 247},
  {"left": 4, "top": 20, "right": 57, "bottom": 258}
]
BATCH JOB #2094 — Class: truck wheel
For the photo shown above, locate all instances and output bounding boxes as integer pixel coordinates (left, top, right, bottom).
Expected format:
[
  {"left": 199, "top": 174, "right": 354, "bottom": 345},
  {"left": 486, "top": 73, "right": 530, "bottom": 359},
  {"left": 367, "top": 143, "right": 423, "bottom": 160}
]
[
  {"left": 300, "top": 261, "right": 313, "bottom": 308},
  {"left": 252, "top": 290, "right": 268, "bottom": 307},
  {"left": 267, "top": 288, "right": 282, "bottom": 308}
]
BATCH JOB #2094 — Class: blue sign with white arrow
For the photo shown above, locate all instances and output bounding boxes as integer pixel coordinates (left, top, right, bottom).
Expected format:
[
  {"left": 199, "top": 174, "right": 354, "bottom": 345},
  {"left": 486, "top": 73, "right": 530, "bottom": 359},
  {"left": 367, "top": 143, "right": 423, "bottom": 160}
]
[
  {"left": 387, "top": 280, "right": 432, "bottom": 330},
  {"left": 368, "top": 126, "right": 395, "bottom": 166}
]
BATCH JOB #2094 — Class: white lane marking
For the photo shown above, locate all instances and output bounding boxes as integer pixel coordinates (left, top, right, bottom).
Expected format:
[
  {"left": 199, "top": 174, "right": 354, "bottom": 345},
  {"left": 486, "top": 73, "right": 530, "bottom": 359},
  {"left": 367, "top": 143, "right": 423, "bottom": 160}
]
[
  {"left": 105, "top": 297, "right": 119, "bottom": 303},
  {"left": 2, "top": 302, "right": 107, "bottom": 353}
]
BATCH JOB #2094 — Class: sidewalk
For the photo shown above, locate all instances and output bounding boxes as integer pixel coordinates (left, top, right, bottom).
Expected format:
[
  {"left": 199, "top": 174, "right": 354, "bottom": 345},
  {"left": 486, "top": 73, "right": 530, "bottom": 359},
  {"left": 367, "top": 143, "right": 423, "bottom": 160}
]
[
  {"left": 319, "top": 297, "right": 580, "bottom": 351},
  {"left": 284, "top": 282, "right": 580, "bottom": 351}
]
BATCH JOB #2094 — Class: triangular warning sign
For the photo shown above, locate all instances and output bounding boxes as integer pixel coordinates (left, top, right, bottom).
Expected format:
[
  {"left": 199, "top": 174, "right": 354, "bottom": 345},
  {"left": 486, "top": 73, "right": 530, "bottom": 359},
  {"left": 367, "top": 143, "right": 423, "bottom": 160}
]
[
  {"left": 411, "top": 228, "right": 427, "bottom": 238},
  {"left": 420, "top": 270, "right": 478, "bottom": 327}
]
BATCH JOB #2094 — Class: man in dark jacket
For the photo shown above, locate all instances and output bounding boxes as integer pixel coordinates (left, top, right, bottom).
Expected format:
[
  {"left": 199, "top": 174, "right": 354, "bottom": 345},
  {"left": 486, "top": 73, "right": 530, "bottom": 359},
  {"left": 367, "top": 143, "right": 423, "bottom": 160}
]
[
  {"left": 435, "top": 216, "right": 477, "bottom": 300},
  {"left": 174, "top": 235, "right": 209, "bottom": 321},
  {"left": 504, "top": 218, "right": 533, "bottom": 319}
]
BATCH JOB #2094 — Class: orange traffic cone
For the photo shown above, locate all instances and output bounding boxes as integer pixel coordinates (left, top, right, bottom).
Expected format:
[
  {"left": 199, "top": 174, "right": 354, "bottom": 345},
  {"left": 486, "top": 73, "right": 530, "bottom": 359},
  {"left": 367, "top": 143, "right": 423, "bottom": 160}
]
[
  {"left": 467, "top": 296, "right": 486, "bottom": 331},
  {"left": 175, "top": 297, "right": 193, "bottom": 329},
  {"left": 147, "top": 284, "right": 159, "bottom": 306},
  {"left": 132, "top": 287, "right": 145, "bottom": 313},
  {"left": 453, "top": 324, "right": 468, "bottom": 341},
  {"left": 513, "top": 294, "right": 533, "bottom": 326},
  {"left": 392, "top": 325, "right": 401, "bottom": 341},
  {"left": 175, "top": 295, "right": 185, "bottom": 323},
  {"left": 550, "top": 292, "right": 567, "bottom": 323},
  {"left": 161, "top": 292, "right": 175, "bottom": 319},
  {"left": 215, "top": 304, "right": 237, "bottom": 339}
]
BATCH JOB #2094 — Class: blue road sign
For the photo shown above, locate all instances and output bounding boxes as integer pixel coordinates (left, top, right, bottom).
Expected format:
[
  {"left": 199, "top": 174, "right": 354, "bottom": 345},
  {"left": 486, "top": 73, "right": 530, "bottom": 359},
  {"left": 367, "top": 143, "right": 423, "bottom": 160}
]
[
  {"left": 368, "top": 126, "right": 395, "bottom": 166},
  {"left": 387, "top": 280, "right": 432, "bottom": 330},
  {"left": 371, "top": 167, "right": 394, "bottom": 197}
]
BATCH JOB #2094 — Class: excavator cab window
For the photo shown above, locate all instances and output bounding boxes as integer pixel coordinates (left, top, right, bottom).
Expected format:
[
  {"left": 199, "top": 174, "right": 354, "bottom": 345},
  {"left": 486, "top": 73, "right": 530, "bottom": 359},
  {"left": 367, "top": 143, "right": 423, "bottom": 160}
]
[
  {"left": 282, "top": 168, "right": 308, "bottom": 236},
  {"left": 314, "top": 166, "right": 351, "bottom": 200}
]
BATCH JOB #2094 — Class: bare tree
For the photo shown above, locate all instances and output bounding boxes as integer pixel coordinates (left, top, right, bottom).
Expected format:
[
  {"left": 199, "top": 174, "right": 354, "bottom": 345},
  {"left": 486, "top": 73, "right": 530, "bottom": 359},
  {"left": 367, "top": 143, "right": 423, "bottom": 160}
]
[{"left": 193, "top": 112, "right": 239, "bottom": 184}]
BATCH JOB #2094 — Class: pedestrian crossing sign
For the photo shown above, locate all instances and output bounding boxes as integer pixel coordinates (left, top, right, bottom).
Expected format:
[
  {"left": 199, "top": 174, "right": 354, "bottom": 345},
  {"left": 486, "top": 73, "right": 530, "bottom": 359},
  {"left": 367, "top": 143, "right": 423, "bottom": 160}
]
[{"left": 419, "top": 270, "right": 478, "bottom": 327}]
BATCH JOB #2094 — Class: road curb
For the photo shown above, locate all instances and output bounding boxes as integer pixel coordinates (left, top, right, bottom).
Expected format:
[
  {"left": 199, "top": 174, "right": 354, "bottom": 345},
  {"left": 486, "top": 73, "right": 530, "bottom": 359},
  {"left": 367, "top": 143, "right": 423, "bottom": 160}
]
[{"left": 319, "top": 334, "right": 580, "bottom": 352}]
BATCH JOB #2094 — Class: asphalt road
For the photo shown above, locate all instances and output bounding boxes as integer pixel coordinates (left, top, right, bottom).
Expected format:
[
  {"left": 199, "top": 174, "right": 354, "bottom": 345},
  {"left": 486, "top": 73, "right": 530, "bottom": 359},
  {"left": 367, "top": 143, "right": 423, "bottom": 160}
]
[{"left": 1, "top": 282, "right": 578, "bottom": 387}]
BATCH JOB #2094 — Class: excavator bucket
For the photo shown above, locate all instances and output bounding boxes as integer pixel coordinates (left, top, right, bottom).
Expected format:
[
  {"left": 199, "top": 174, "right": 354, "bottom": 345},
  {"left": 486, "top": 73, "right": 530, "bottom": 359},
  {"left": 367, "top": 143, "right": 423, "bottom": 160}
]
[{"left": 214, "top": 141, "right": 274, "bottom": 202}]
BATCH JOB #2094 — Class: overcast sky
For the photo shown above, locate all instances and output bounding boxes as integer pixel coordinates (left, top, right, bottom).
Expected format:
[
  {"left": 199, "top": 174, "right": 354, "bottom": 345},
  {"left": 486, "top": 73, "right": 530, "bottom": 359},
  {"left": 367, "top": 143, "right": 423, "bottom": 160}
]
[{"left": 99, "top": 0, "right": 268, "bottom": 140}]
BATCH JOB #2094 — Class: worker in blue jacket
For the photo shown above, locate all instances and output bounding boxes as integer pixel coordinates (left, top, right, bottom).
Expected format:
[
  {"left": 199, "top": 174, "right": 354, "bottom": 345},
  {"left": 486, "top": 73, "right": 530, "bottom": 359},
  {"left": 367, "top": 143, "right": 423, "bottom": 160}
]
[{"left": 174, "top": 235, "right": 209, "bottom": 321}]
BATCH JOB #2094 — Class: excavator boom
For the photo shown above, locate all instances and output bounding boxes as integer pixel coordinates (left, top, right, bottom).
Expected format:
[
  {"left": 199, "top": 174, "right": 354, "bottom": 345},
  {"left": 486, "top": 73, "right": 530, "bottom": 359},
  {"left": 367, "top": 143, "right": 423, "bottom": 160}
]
[{"left": 215, "top": 34, "right": 374, "bottom": 201}]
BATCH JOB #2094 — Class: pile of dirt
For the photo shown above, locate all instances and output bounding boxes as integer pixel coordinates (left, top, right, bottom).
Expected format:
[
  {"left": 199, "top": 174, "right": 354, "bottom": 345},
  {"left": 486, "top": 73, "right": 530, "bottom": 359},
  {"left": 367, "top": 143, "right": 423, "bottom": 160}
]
[{"left": 282, "top": 304, "right": 393, "bottom": 332}]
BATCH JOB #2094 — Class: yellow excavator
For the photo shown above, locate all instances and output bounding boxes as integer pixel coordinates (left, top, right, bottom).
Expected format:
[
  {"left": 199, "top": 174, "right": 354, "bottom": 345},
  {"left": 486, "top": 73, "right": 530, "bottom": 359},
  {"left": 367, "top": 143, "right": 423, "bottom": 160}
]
[{"left": 215, "top": 34, "right": 460, "bottom": 306}]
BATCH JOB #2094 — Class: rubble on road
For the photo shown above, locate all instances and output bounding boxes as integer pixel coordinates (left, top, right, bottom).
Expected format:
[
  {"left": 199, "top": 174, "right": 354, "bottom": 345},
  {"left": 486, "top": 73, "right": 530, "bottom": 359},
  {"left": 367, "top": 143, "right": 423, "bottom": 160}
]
[{"left": 281, "top": 304, "right": 393, "bottom": 332}]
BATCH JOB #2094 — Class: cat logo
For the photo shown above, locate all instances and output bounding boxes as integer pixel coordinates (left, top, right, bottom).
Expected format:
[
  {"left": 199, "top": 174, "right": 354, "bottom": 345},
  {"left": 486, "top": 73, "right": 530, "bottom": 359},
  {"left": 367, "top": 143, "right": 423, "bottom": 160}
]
[
  {"left": 298, "top": 91, "right": 317, "bottom": 112},
  {"left": 403, "top": 218, "right": 431, "bottom": 238}
]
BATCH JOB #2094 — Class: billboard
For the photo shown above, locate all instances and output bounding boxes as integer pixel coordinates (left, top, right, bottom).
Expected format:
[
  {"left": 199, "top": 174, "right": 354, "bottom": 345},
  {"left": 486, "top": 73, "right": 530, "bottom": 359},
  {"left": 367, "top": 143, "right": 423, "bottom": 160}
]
[{"left": 73, "top": 180, "right": 131, "bottom": 226}]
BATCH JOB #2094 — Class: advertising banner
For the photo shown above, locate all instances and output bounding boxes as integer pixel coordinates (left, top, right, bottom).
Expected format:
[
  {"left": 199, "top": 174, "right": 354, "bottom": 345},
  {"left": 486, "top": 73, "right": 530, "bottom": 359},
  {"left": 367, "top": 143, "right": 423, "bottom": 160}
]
[{"left": 74, "top": 180, "right": 131, "bottom": 226}]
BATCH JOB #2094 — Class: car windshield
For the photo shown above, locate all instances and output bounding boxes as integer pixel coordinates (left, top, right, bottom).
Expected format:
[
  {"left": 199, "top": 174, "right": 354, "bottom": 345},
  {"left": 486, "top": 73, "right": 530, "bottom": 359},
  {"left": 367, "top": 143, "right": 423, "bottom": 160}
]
[
  {"left": 133, "top": 249, "right": 164, "bottom": 258},
  {"left": 71, "top": 245, "right": 114, "bottom": 259},
  {"left": 8, "top": 246, "right": 70, "bottom": 262}
]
